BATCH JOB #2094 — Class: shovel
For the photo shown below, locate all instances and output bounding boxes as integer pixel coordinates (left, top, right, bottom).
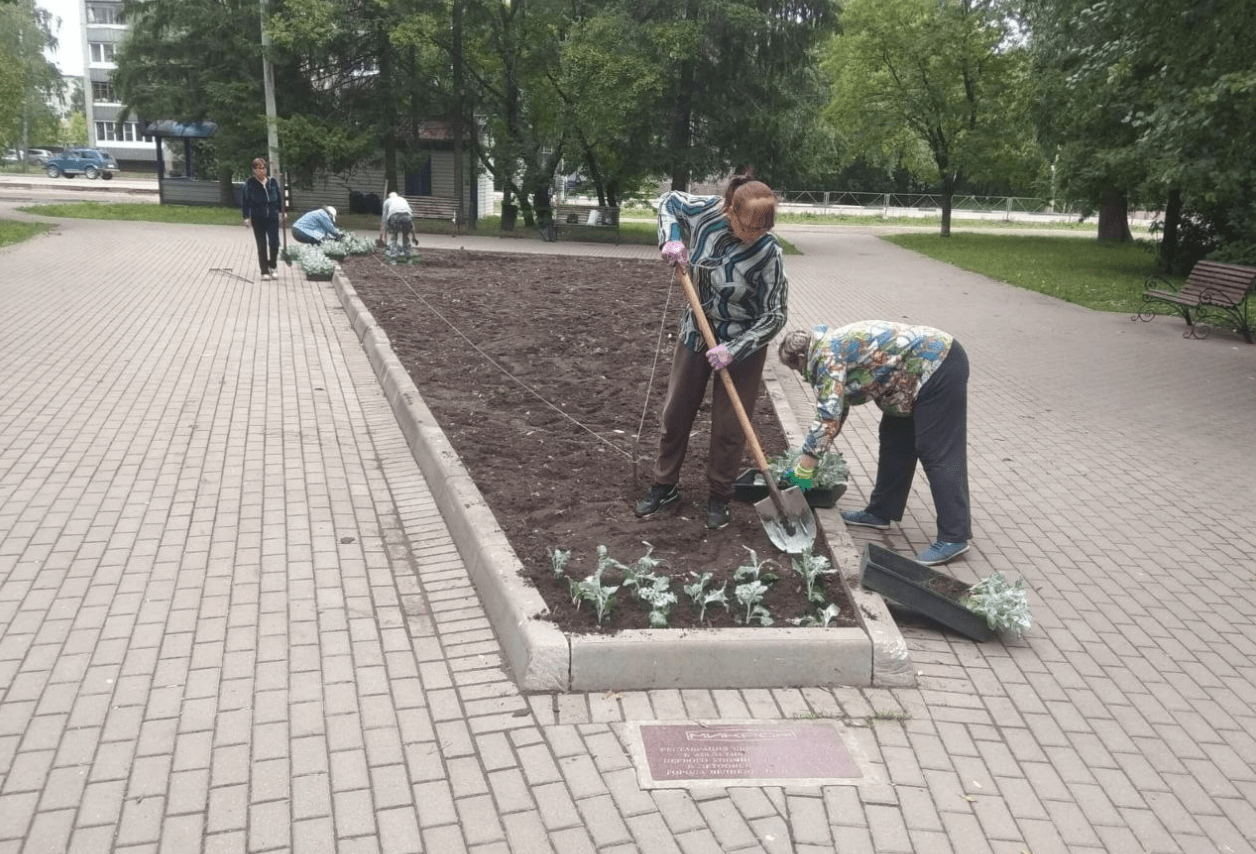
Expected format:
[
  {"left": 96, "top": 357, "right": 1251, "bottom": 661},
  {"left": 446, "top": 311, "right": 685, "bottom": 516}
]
[{"left": 675, "top": 267, "right": 816, "bottom": 553}]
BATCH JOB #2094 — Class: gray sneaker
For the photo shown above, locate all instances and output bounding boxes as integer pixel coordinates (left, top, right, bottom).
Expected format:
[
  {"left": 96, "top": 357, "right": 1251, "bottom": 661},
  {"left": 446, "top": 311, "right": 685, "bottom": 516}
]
[
  {"left": 841, "top": 509, "right": 890, "bottom": 530},
  {"left": 915, "top": 541, "right": 969, "bottom": 566}
]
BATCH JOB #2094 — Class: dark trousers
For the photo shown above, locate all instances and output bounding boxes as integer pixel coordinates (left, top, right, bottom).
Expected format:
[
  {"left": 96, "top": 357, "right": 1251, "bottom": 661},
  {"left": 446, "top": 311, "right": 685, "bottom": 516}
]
[
  {"left": 652, "top": 342, "right": 768, "bottom": 501},
  {"left": 865, "top": 341, "right": 971, "bottom": 543},
  {"left": 292, "top": 228, "right": 319, "bottom": 245},
  {"left": 251, "top": 216, "right": 279, "bottom": 273}
]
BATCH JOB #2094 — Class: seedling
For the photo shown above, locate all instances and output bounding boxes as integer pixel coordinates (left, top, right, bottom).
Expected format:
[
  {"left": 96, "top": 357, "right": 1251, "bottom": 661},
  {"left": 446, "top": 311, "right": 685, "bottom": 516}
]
[
  {"left": 684, "top": 572, "right": 729, "bottom": 622},
  {"left": 733, "top": 547, "right": 779, "bottom": 584},
  {"left": 787, "top": 602, "right": 844, "bottom": 627},
  {"left": 548, "top": 548, "right": 571, "bottom": 578},
  {"left": 570, "top": 570, "right": 619, "bottom": 625},
  {"left": 767, "top": 447, "right": 849, "bottom": 489},
  {"left": 961, "top": 572, "right": 1032, "bottom": 637},
  {"left": 620, "top": 542, "right": 666, "bottom": 591},
  {"left": 791, "top": 548, "right": 836, "bottom": 604},
  {"left": 735, "top": 580, "right": 774, "bottom": 626},
  {"left": 637, "top": 576, "right": 677, "bottom": 628},
  {"left": 566, "top": 547, "right": 621, "bottom": 625},
  {"left": 733, "top": 547, "right": 778, "bottom": 626}
]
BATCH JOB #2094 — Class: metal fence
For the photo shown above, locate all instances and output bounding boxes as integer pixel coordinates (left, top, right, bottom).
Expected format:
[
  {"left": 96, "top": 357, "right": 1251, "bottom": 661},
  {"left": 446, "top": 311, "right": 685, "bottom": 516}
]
[{"left": 777, "top": 190, "right": 1085, "bottom": 219}]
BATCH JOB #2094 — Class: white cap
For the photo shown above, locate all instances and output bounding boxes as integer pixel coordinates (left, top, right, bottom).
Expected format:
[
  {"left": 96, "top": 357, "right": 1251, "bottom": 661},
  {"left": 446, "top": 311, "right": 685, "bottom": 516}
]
[
  {"left": 388, "top": 191, "right": 398, "bottom": 199},
  {"left": 324, "top": 205, "right": 337, "bottom": 220}
]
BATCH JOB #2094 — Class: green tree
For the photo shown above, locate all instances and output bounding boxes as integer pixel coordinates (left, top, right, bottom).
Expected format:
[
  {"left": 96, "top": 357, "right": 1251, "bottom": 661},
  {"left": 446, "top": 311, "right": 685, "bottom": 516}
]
[
  {"left": 823, "top": 0, "right": 1038, "bottom": 235},
  {"left": 1023, "top": 0, "right": 1149, "bottom": 244},
  {"left": 0, "top": 0, "right": 65, "bottom": 157}
]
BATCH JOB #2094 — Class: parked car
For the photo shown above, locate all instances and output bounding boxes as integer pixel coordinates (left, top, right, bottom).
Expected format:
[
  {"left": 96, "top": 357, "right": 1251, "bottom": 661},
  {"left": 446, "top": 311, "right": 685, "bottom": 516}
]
[
  {"left": 26, "top": 148, "right": 54, "bottom": 166},
  {"left": 44, "top": 148, "right": 120, "bottom": 180},
  {"left": 2, "top": 150, "right": 19, "bottom": 164}
]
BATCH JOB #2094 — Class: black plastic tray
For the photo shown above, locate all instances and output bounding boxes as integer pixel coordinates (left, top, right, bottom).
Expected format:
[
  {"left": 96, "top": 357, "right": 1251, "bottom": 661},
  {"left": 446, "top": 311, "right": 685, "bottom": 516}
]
[
  {"left": 859, "top": 543, "right": 994, "bottom": 642},
  {"left": 733, "top": 469, "right": 845, "bottom": 509}
]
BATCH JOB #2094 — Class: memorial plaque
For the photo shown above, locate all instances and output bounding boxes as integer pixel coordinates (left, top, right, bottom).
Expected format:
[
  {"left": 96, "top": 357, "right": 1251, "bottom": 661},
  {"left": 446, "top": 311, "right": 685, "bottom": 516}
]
[{"left": 627, "top": 720, "right": 879, "bottom": 789}]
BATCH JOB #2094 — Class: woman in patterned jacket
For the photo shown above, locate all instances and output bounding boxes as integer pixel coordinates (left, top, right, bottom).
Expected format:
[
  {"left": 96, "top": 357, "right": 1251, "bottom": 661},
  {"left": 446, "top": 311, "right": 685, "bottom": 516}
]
[
  {"left": 635, "top": 171, "right": 789, "bottom": 531},
  {"left": 777, "top": 322, "right": 972, "bottom": 566}
]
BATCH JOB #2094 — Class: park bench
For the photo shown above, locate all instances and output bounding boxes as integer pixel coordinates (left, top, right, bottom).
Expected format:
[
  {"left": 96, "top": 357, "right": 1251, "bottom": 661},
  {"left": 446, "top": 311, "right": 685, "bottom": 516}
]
[
  {"left": 404, "top": 195, "right": 460, "bottom": 235},
  {"left": 552, "top": 203, "right": 620, "bottom": 243},
  {"left": 1132, "top": 259, "right": 1256, "bottom": 343}
]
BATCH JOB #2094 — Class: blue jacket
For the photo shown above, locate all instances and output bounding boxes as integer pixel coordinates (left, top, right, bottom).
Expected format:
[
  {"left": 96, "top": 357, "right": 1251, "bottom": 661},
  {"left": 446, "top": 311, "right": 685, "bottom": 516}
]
[{"left": 292, "top": 209, "right": 342, "bottom": 242}]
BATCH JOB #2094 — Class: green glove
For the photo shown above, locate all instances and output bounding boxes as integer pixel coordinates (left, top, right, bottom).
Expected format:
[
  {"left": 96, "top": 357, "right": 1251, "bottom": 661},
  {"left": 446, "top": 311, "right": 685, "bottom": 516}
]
[{"left": 779, "top": 465, "right": 815, "bottom": 491}]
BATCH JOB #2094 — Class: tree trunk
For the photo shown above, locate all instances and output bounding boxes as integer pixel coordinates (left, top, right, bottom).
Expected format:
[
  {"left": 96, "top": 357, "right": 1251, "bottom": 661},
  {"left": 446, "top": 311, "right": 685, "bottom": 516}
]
[
  {"left": 1097, "top": 187, "right": 1133, "bottom": 243},
  {"left": 939, "top": 174, "right": 955, "bottom": 237},
  {"left": 1158, "top": 187, "right": 1182, "bottom": 272},
  {"left": 452, "top": 0, "right": 465, "bottom": 224},
  {"left": 669, "top": 60, "right": 694, "bottom": 191},
  {"left": 218, "top": 167, "right": 235, "bottom": 207}
]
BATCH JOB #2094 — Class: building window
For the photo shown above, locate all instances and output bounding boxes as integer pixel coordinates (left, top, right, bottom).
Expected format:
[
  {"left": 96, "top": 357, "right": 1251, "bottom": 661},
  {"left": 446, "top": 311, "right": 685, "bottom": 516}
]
[
  {"left": 92, "top": 81, "right": 117, "bottom": 103},
  {"left": 86, "top": 5, "right": 124, "bottom": 25},
  {"left": 89, "top": 42, "right": 117, "bottom": 64},
  {"left": 96, "top": 121, "right": 152, "bottom": 144}
]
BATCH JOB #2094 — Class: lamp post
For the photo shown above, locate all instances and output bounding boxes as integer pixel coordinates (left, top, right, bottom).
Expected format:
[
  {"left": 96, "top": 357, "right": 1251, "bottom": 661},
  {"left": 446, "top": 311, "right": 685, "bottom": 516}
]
[{"left": 260, "top": 0, "right": 281, "bottom": 178}]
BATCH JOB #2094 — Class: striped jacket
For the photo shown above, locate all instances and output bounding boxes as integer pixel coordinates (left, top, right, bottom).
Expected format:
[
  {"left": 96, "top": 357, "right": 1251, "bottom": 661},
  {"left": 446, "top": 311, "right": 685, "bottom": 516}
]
[{"left": 657, "top": 191, "right": 789, "bottom": 363}]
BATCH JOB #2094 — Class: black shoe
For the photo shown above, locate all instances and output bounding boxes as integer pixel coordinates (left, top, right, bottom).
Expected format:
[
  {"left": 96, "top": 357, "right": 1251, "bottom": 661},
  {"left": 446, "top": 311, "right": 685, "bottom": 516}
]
[
  {"left": 635, "top": 484, "right": 680, "bottom": 517},
  {"left": 705, "top": 498, "right": 731, "bottom": 530}
]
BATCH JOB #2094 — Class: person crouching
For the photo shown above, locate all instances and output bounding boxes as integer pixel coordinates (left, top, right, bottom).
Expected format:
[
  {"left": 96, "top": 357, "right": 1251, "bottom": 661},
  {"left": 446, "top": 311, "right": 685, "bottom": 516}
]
[{"left": 381, "top": 192, "right": 415, "bottom": 262}]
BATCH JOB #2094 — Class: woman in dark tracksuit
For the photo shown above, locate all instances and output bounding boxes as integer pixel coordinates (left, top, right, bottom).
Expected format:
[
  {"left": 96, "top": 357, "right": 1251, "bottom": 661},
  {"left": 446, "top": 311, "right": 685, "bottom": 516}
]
[
  {"left": 776, "top": 322, "right": 972, "bottom": 566},
  {"left": 241, "top": 157, "right": 283, "bottom": 280}
]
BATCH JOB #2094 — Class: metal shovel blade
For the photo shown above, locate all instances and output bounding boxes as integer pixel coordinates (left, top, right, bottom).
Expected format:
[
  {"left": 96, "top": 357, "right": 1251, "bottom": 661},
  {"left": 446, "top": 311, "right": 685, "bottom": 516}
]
[{"left": 753, "top": 486, "right": 817, "bottom": 554}]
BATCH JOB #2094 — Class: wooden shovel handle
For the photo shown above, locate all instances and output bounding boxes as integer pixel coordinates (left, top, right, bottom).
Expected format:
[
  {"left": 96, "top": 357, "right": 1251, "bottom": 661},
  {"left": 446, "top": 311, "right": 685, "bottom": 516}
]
[{"left": 674, "top": 267, "right": 790, "bottom": 511}]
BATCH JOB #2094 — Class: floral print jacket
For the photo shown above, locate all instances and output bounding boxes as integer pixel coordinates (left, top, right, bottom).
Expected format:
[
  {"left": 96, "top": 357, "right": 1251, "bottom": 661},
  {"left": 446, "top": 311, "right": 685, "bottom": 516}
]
[{"left": 800, "top": 321, "right": 953, "bottom": 457}]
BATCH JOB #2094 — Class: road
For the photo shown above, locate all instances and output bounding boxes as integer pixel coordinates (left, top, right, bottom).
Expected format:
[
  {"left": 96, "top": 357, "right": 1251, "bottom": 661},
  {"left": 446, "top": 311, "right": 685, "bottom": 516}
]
[{"left": 0, "top": 172, "right": 159, "bottom": 205}]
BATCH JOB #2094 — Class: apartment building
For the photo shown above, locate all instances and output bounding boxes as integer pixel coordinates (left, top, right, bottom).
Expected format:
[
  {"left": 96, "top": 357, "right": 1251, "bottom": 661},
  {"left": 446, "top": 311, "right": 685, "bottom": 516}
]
[{"left": 80, "top": 0, "right": 156, "bottom": 169}]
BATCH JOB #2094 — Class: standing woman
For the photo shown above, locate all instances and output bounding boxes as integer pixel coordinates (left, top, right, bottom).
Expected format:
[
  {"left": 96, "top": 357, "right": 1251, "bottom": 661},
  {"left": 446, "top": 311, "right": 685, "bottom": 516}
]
[
  {"left": 241, "top": 157, "right": 283, "bottom": 280},
  {"left": 635, "top": 171, "right": 789, "bottom": 530}
]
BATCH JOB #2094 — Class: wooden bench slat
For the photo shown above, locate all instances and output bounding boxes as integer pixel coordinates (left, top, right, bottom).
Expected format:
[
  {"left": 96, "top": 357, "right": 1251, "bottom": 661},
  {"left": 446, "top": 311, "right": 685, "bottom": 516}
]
[{"left": 402, "top": 195, "right": 460, "bottom": 235}]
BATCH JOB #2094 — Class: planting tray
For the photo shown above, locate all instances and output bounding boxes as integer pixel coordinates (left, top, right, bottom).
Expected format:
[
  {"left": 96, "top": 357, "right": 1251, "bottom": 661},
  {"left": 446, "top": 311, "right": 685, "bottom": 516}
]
[
  {"left": 734, "top": 469, "right": 845, "bottom": 509},
  {"left": 858, "top": 543, "right": 994, "bottom": 642}
]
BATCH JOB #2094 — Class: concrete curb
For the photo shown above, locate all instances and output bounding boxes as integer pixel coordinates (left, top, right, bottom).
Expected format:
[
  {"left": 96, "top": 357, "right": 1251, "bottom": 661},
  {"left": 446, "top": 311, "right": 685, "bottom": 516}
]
[{"left": 334, "top": 265, "right": 914, "bottom": 691}]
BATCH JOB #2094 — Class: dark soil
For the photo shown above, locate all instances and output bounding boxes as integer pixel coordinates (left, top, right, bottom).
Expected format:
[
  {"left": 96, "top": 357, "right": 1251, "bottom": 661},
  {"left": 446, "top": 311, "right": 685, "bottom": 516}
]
[{"left": 342, "top": 249, "right": 855, "bottom": 633}]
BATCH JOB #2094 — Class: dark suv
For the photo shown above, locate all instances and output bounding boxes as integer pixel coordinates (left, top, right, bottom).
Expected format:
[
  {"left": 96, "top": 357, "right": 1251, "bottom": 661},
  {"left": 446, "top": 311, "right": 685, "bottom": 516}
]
[{"left": 44, "top": 148, "right": 120, "bottom": 180}]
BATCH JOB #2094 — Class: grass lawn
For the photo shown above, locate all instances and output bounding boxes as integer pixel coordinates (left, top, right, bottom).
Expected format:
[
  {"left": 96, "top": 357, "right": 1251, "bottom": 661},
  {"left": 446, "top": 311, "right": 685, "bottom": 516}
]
[
  {"left": 884, "top": 231, "right": 1168, "bottom": 314},
  {"left": 0, "top": 219, "right": 55, "bottom": 248}
]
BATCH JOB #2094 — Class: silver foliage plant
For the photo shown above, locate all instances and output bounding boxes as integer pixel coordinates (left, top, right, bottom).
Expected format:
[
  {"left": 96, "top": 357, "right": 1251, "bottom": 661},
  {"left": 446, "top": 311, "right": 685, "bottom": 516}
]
[
  {"left": 766, "top": 447, "right": 849, "bottom": 488},
  {"left": 962, "top": 572, "right": 1032, "bottom": 637}
]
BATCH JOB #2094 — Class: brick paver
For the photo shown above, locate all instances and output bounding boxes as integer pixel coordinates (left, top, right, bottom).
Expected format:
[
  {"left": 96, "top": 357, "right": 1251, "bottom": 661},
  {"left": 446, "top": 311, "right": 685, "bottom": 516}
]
[{"left": 2, "top": 202, "right": 1254, "bottom": 852}]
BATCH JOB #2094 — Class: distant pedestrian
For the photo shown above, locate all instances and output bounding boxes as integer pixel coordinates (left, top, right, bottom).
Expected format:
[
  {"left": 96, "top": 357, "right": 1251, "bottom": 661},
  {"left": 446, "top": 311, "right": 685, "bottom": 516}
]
[
  {"left": 241, "top": 157, "right": 283, "bottom": 280},
  {"left": 292, "top": 205, "right": 342, "bottom": 245},
  {"left": 380, "top": 192, "right": 414, "bottom": 261},
  {"left": 536, "top": 183, "right": 556, "bottom": 242},
  {"left": 777, "top": 321, "right": 972, "bottom": 566}
]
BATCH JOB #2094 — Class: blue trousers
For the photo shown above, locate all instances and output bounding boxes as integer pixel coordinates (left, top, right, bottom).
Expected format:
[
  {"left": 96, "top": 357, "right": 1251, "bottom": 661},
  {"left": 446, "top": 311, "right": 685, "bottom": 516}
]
[{"left": 864, "top": 341, "right": 971, "bottom": 543}]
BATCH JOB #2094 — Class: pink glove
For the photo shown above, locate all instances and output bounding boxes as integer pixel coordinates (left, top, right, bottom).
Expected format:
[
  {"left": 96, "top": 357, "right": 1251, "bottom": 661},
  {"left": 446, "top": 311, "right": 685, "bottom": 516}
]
[
  {"left": 661, "top": 240, "right": 688, "bottom": 266},
  {"left": 706, "top": 343, "right": 733, "bottom": 370}
]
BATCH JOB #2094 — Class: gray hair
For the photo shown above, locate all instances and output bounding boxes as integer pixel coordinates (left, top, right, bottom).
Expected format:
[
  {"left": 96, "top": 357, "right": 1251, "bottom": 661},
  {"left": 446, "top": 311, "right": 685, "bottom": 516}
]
[{"left": 777, "top": 329, "right": 812, "bottom": 374}]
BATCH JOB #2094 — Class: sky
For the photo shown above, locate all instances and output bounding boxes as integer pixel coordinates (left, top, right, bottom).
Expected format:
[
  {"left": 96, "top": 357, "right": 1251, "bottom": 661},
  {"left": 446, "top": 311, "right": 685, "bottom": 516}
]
[{"left": 40, "top": 0, "right": 83, "bottom": 77}]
